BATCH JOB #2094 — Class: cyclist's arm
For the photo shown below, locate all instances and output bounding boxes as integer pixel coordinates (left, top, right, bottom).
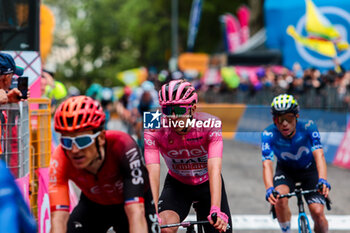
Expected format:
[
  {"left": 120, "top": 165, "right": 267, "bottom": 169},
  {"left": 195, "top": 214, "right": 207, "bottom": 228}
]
[
  {"left": 121, "top": 138, "right": 149, "bottom": 233},
  {"left": 313, "top": 148, "right": 329, "bottom": 197},
  {"left": 50, "top": 211, "right": 69, "bottom": 233},
  {"left": 124, "top": 203, "right": 147, "bottom": 233},
  {"left": 262, "top": 159, "right": 274, "bottom": 189},
  {"left": 146, "top": 163, "right": 160, "bottom": 212},
  {"left": 262, "top": 160, "right": 278, "bottom": 204},
  {"left": 48, "top": 152, "right": 71, "bottom": 233},
  {"left": 208, "top": 157, "right": 222, "bottom": 207},
  {"left": 144, "top": 132, "right": 161, "bottom": 212}
]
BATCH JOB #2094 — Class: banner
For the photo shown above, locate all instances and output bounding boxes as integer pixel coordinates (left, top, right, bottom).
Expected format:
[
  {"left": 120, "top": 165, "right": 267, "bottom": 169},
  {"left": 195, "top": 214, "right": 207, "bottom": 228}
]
[
  {"left": 265, "top": 0, "right": 350, "bottom": 71},
  {"left": 187, "top": 0, "right": 203, "bottom": 52},
  {"left": 15, "top": 174, "right": 30, "bottom": 205},
  {"left": 38, "top": 168, "right": 78, "bottom": 233},
  {"left": 334, "top": 121, "right": 350, "bottom": 169},
  {"left": 116, "top": 67, "right": 147, "bottom": 88}
]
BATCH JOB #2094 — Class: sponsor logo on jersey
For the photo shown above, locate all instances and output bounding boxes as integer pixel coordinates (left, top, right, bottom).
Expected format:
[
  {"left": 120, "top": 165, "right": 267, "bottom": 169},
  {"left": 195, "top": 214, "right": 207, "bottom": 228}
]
[
  {"left": 305, "top": 120, "right": 314, "bottom": 129},
  {"left": 171, "top": 156, "right": 208, "bottom": 170},
  {"left": 263, "top": 131, "right": 273, "bottom": 137},
  {"left": 280, "top": 146, "right": 310, "bottom": 160},
  {"left": 274, "top": 175, "right": 285, "bottom": 181},
  {"left": 144, "top": 138, "right": 156, "bottom": 146},
  {"left": 90, "top": 180, "right": 124, "bottom": 195},
  {"left": 186, "top": 136, "right": 203, "bottom": 141},
  {"left": 126, "top": 148, "right": 144, "bottom": 185},
  {"left": 167, "top": 145, "right": 208, "bottom": 157}
]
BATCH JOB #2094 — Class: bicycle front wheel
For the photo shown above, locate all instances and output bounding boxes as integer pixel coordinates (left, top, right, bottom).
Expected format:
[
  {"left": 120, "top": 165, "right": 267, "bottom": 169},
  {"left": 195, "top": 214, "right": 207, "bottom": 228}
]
[{"left": 299, "top": 216, "right": 311, "bottom": 233}]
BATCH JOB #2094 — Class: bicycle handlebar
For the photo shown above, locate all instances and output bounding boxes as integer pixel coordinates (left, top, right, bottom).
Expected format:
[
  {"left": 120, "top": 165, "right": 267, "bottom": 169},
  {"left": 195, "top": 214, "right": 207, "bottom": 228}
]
[
  {"left": 160, "top": 213, "right": 231, "bottom": 230},
  {"left": 272, "top": 186, "right": 332, "bottom": 211},
  {"left": 277, "top": 188, "right": 319, "bottom": 199}
]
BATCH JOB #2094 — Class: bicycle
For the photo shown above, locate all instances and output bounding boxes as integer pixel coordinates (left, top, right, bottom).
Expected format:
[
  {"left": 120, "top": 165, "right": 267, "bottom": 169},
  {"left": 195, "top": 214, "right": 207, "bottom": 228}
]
[
  {"left": 270, "top": 182, "right": 331, "bottom": 233},
  {"left": 160, "top": 202, "right": 231, "bottom": 233}
]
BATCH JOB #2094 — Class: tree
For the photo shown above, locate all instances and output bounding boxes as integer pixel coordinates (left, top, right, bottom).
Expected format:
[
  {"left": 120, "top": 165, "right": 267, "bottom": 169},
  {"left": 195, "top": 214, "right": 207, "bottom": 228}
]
[{"left": 44, "top": 0, "right": 255, "bottom": 89}]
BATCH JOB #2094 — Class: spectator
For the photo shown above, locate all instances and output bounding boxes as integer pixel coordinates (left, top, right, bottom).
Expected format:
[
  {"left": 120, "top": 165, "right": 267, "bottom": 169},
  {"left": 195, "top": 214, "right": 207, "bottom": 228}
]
[{"left": 0, "top": 53, "right": 24, "bottom": 103}]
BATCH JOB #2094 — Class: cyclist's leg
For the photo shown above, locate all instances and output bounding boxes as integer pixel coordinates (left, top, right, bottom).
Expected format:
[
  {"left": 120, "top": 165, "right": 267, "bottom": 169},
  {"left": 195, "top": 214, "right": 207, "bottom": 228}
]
[
  {"left": 67, "top": 194, "right": 116, "bottom": 233},
  {"left": 301, "top": 169, "right": 328, "bottom": 233},
  {"left": 158, "top": 174, "right": 193, "bottom": 233},
  {"left": 195, "top": 176, "right": 232, "bottom": 233},
  {"left": 273, "top": 165, "right": 294, "bottom": 233}
]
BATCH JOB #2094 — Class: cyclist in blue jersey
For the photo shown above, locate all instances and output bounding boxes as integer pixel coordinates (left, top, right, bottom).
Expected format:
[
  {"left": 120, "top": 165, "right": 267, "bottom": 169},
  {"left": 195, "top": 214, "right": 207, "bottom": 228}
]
[
  {"left": 0, "top": 160, "right": 37, "bottom": 233},
  {"left": 261, "top": 94, "right": 330, "bottom": 233}
]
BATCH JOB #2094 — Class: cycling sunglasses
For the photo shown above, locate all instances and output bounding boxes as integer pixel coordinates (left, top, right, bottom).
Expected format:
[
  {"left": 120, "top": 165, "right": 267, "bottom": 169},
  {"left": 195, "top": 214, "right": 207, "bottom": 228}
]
[
  {"left": 161, "top": 105, "right": 192, "bottom": 116},
  {"left": 276, "top": 114, "right": 296, "bottom": 124},
  {"left": 60, "top": 132, "right": 101, "bottom": 150}
]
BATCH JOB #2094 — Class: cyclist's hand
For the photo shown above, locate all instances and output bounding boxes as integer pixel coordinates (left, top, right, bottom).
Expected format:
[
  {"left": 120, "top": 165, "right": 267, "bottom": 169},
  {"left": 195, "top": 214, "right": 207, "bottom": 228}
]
[
  {"left": 317, "top": 178, "right": 331, "bottom": 198},
  {"left": 207, "top": 205, "right": 228, "bottom": 232},
  {"left": 266, "top": 187, "right": 279, "bottom": 205}
]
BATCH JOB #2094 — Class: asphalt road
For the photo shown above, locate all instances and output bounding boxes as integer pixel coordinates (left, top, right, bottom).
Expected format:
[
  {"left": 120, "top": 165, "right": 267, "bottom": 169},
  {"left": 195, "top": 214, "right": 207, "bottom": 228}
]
[{"left": 108, "top": 120, "right": 350, "bottom": 232}]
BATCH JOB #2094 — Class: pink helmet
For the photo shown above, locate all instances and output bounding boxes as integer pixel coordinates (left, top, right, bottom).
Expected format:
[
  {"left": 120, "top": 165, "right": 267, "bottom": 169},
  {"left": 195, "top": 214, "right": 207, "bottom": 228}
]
[{"left": 159, "top": 80, "right": 198, "bottom": 105}]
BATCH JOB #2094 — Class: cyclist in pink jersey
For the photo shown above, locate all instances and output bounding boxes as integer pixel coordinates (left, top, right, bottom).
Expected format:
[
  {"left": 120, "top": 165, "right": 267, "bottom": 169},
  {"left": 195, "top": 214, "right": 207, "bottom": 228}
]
[
  {"left": 144, "top": 79, "right": 232, "bottom": 233},
  {"left": 49, "top": 96, "right": 159, "bottom": 233}
]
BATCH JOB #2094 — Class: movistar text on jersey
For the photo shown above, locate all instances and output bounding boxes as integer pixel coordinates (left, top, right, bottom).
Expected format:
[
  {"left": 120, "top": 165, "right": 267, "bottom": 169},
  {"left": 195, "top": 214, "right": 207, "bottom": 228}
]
[{"left": 162, "top": 118, "right": 222, "bottom": 128}]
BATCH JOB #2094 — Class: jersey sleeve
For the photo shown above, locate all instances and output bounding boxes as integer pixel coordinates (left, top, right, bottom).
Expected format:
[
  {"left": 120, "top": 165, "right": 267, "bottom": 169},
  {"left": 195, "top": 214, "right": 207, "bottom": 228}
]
[
  {"left": 120, "top": 135, "right": 148, "bottom": 205},
  {"left": 144, "top": 130, "right": 160, "bottom": 164},
  {"left": 48, "top": 147, "right": 70, "bottom": 212},
  {"left": 304, "top": 120, "right": 323, "bottom": 151},
  {"left": 207, "top": 120, "right": 223, "bottom": 159},
  {"left": 261, "top": 130, "right": 274, "bottom": 162}
]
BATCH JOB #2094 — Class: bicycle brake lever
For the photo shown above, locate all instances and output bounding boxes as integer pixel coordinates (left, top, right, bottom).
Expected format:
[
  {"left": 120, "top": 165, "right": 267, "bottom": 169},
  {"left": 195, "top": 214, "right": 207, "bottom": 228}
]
[
  {"left": 272, "top": 190, "right": 279, "bottom": 198},
  {"left": 211, "top": 213, "right": 217, "bottom": 223},
  {"left": 211, "top": 212, "right": 231, "bottom": 230}
]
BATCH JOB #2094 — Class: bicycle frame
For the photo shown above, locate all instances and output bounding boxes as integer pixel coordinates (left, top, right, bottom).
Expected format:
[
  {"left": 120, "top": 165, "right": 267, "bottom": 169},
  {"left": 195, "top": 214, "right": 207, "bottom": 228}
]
[{"left": 278, "top": 185, "right": 317, "bottom": 233}]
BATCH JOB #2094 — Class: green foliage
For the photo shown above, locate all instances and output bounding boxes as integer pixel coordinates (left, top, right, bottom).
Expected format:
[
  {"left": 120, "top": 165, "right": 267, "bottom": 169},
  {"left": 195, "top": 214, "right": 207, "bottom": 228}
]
[{"left": 44, "top": 0, "right": 249, "bottom": 90}]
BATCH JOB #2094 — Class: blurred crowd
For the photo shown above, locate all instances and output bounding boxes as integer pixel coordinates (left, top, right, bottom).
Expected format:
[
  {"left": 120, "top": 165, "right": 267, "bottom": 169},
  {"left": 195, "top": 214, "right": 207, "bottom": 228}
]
[{"left": 39, "top": 58, "right": 350, "bottom": 150}]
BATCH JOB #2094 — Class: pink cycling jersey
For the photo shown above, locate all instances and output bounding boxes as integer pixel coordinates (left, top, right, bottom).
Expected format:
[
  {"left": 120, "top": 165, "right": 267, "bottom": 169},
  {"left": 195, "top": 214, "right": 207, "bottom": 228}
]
[{"left": 144, "top": 112, "right": 223, "bottom": 185}]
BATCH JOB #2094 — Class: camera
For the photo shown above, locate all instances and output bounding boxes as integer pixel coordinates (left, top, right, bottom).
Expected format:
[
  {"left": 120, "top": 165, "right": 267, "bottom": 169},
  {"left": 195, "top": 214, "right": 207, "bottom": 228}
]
[{"left": 17, "top": 76, "right": 28, "bottom": 99}]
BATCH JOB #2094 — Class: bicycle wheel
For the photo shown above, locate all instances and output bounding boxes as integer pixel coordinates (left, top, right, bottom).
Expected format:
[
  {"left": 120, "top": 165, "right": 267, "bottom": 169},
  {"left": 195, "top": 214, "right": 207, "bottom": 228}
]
[{"left": 299, "top": 216, "right": 311, "bottom": 233}]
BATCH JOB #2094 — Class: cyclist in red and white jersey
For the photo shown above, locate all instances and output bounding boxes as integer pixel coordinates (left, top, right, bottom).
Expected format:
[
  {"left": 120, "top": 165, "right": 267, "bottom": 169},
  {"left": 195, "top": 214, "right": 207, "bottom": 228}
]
[
  {"left": 144, "top": 80, "right": 232, "bottom": 233},
  {"left": 49, "top": 96, "right": 159, "bottom": 233}
]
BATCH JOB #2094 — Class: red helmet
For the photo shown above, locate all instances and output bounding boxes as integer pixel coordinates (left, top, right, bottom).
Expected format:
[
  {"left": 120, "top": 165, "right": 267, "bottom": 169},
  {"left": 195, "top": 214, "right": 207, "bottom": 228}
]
[
  {"left": 159, "top": 79, "right": 198, "bottom": 105},
  {"left": 54, "top": 96, "right": 105, "bottom": 133}
]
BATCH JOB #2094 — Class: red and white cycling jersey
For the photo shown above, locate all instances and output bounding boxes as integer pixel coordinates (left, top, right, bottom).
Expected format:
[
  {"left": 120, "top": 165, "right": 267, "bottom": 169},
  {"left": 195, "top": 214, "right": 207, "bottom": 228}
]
[
  {"left": 49, "top": 131, "right": 147, "bottom": 212},
  {"left": 144, "top": 112, "right": 223, "bottom": 185}
]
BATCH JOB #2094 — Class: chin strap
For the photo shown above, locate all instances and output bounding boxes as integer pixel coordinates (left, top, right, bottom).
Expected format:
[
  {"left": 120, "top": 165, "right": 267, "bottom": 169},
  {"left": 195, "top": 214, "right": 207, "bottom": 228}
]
[
  {"left": 181, "top": 110, "right": 194, "bottom": 133},
  {"left": 88, "top": 134, "right": 103, "bottom": 167},
  {"left": 286, "top": 129, "right": 295, "bottom": 138}
]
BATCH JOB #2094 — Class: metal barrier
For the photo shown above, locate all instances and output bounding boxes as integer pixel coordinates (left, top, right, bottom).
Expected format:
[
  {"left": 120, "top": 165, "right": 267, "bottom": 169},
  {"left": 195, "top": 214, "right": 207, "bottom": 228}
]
[
  {"left": 28, "top": 98, "right": 52, "bottom": 219},
  {"left": 0, "top": 102, "right": 30, "bottom": 178},
  {"left": 0, "top": 98, "right": 52, "bottom": 219}
]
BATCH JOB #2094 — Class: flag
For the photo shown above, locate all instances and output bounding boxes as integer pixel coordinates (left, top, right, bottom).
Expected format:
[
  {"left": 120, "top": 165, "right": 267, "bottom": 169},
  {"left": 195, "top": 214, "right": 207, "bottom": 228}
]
[
  {"left": 223, "top": 14, "right": 241, "bottom": 53},
  {"left": 237, "top": 5, "right": 250, "bottom": 45},
  {"left": 305, "top": 0, "right": 339, "bottom": 40},
  {"left": 187, "top": 0, "right": 203, "bottom": 52},
  {"left": 287, "top": 26, "right": 337, "bottom": 57}
]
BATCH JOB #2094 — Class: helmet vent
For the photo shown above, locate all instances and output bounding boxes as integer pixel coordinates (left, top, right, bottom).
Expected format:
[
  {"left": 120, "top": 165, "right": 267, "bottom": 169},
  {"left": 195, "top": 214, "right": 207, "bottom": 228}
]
[{"left": 67, "top": 117, "right": 74, "bottom": 127}]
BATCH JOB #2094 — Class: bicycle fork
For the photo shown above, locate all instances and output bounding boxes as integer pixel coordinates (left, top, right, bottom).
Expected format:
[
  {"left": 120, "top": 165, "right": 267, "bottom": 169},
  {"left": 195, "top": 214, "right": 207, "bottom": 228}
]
[{"left": 296, "top": 190, "right": 312, "bottom": 233}]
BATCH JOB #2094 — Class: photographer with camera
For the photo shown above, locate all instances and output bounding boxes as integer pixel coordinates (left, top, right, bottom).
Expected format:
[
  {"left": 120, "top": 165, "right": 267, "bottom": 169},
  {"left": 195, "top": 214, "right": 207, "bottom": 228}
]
[{"left": 0, "top": 52, "right": 27, "bottom": 103}]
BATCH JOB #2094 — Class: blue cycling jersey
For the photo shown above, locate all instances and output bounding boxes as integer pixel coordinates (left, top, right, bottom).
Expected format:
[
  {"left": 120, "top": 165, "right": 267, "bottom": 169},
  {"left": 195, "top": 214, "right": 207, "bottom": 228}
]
[
  {"left": 0, "top": 160, "right": 37, "bottom": 233},
  {"left": 261, "top": 119, "right": 323, "bottom": 169}
]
